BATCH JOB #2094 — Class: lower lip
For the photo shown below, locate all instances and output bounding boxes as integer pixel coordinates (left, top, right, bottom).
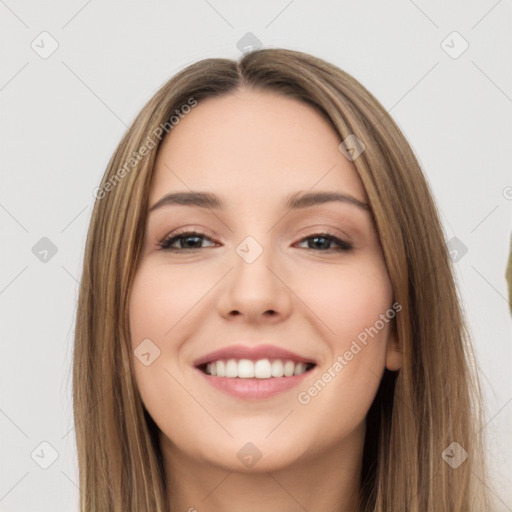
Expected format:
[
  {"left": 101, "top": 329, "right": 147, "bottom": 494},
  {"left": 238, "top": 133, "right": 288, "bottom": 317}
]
[{"left": 196, "top": 368, "right": 314, "bottom": 400}]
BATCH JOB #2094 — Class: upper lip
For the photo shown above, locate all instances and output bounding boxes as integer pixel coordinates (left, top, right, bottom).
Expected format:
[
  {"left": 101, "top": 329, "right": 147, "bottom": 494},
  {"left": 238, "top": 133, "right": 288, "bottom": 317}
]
[{"left": 193, "top": 344, "right": 317, "bottom": 367}]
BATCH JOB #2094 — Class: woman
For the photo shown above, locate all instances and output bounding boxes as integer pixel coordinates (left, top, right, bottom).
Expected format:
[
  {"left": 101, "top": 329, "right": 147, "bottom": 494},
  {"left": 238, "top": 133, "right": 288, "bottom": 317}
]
[{"left": 73, "top": 48, "right": 490, "bottom": 511}]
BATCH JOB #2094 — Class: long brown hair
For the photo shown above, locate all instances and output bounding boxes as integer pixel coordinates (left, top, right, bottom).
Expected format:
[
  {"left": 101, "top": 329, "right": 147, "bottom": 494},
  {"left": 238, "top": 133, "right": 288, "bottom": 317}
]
[{"left": 72, "top": 48, "right": 490, "bottom": 511}]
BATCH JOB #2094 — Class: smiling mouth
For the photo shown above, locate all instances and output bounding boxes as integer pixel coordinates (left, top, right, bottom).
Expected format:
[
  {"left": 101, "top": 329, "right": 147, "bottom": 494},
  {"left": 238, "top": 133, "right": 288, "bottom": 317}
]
[{"left": 197, "top": 359, "right": 316, "bottom": 379}]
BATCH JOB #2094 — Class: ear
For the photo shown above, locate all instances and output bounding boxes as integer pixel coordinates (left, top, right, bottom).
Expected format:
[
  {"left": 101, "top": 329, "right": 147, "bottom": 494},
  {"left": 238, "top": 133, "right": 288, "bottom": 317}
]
[{"left": 385, "top": 324, "right": 402, "bottom": 371}]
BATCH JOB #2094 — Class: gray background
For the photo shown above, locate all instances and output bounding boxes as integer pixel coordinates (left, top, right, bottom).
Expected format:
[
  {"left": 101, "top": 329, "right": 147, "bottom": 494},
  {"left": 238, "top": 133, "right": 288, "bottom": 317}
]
[{"left": 1, "top": 1, "right": 511, "bottom": 510}]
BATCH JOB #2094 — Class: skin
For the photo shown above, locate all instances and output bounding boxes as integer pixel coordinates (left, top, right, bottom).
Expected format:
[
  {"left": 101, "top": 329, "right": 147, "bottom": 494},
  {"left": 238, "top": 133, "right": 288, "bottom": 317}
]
[{"left": 129, "top": 88, "right": 402, "bottom": 512}]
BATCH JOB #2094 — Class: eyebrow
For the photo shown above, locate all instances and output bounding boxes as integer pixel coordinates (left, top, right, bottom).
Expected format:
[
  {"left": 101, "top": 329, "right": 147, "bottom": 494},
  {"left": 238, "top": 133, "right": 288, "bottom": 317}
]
[{"left": 148, "top": 190, "right": 370, "bottom": 213}]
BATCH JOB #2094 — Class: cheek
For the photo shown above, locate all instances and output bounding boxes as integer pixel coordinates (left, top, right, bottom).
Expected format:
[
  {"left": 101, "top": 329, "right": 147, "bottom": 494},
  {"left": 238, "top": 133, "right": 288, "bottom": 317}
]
[
  {"left": 128, "top": 262, "right": 205, "bottom": 430},
  {"left": 292, "top": 259, "right": 393, "bottom": 418},
  {"left": 128, "top": 260, "right": 223, "bottom": 409},
  {"left": 129, "top": 261, "right": 209, "bottom": 347},
  {"left": 297, "top": 258, "right": 393, "bottom": 347}
]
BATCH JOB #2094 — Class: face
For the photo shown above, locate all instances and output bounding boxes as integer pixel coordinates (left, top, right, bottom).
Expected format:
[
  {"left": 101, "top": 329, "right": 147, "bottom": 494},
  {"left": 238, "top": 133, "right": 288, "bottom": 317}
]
[{"left": 129, "top": 88, "right": 402, "bottom": 473}]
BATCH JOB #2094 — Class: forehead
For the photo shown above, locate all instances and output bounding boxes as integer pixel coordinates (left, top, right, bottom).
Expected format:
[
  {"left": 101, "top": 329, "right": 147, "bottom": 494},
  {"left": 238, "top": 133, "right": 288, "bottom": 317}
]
[{"left": 150, "top": 88, "right": 368, "bottom": 208}]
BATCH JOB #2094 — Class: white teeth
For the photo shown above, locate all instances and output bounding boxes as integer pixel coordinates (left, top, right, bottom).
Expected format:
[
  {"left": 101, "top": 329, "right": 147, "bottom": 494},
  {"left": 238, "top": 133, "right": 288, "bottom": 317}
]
[
  {"left": 271, "top": 360, "right": 284, "bottom": 377},
  {"left": 238, "top": 359, "right": 255, "bottom": 378},
  {"left": 254, "top": 359, "right": 271, "bottom": 378},
  {"left": 226, "top": 359, "right": 238, "bottom": 378},
  {"left": 294, "top": 362, "right": 306, "bottom": 375},
  {"left": 216, "top": 360, "right": 225, "bottom": 377},
  {"left": 283, "top": 360, "right": 295, "bottom": 377},
  {"left": 203, "top": 359, "right": 313, "bottom": 378}
]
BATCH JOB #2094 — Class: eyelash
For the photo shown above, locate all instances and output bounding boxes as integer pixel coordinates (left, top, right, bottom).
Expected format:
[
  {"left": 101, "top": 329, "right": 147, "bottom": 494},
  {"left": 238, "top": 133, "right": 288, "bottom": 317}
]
[{"left": 157, "top": 230, "right": 353, "bottom": 253}]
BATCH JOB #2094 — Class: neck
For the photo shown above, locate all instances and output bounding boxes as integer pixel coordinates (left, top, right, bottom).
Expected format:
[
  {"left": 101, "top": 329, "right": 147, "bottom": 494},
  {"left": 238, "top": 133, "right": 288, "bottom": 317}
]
[{"left": 160, "top": 423, "right": 364, "bottom": 512}]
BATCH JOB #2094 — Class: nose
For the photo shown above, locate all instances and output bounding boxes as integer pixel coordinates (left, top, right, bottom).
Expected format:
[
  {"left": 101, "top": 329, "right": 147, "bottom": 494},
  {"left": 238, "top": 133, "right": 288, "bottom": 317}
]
[{"left": 217, "top": 240, "right": 293, "bottom": 324}]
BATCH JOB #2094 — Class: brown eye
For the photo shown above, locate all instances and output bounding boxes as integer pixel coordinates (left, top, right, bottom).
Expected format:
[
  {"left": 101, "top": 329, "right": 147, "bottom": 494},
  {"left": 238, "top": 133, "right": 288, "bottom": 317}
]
[
  {"left": 296, "top": 233, "right": 353, "bottom": 252},
  {"left": 158, "top": 231, "right": 216, "bottom": 251}
]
